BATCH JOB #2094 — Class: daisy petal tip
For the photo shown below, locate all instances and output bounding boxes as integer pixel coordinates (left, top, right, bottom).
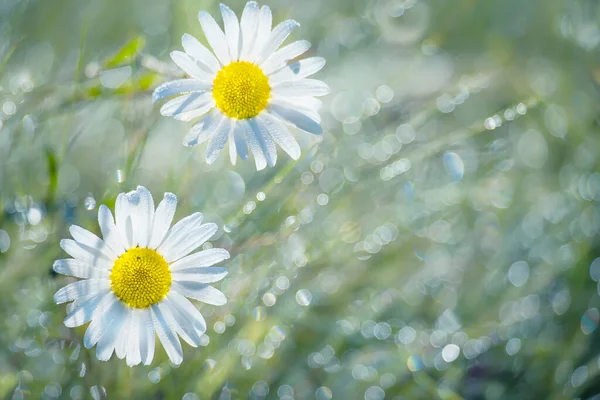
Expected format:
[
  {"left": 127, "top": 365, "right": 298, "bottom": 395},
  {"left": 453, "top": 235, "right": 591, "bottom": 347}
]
[
  {"left": 164, "top": 192, "right": 177, "bottom": 202},
  {"left": 59, "top": 238, "right": 69, "bottom": 251},
  {"left": 52, "top": 260, "right": 62, "bottom": 273},
  {"left": 197, "top": 10, "right": 209, "bottom": 21},
  {"left": 221, "top": 249, "right": 231, "bottom": 260},
  {"left": 53, "top": 292, "right": 65, "bottom": 305}
]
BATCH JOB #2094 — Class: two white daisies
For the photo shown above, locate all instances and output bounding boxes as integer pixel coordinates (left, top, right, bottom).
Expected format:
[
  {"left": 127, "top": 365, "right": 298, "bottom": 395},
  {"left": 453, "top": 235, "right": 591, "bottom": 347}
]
[{"left": 54, "top": 2, "right": 327, "bottom": 366}]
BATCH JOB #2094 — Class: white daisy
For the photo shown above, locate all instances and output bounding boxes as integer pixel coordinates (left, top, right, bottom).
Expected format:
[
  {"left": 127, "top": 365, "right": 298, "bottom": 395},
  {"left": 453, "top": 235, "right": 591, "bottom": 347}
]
[
  {"left": 53, "top": 186, "right": 229, "bottom": 366},
  {"left": 152, "top": 1, "right": 329, "bottom": 170}
]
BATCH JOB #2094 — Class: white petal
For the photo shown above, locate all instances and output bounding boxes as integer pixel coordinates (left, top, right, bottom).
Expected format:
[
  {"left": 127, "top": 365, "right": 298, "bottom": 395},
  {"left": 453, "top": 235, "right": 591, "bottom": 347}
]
[
  {"left": 272, "top": 79, "right": 330, "bottom": 97},
  {"left": 206, "top": 118, "right": 234, "bottom": 165},
  {"left": 160, "top": 92, "right": 215, "bottom": 121},
  {"left": 239, "top": 119, "right": 266, "bottom": 170},
  {"left": 83, "top": 293, "right": 123, "bottom": 349},
  {"left": 63, "top": 290, "right": 109, "bottom": 327},
  {"left": 115, "top": 193, "right": 134, "bottom": 249},
  {"left": 255, "top": 20, "right": 299, "bottom": 65},
  {"left": 270, "top": 103, "right": 323, "bottom": 135},
  {"left": 98, "top": 205, "right": 126, "bottom": 255},
  {"left": 249, "top": 5, "right": 272, "bottom": 61},
  {"left": 148, "top": 192, "right": 177, "bottom": 249},
  {"left": 220, "top": 4, "right": 240, "bottom": 61},
  {"left": 258, "top": 112, "right": 301, "bottom": 160},
  {"left": 171, "top": 281, "right": 227, "bottom": 306},
  {"left": 125, "top": 310, "right": 142, "bottom": 367},
  {"left": 114, "top": 309, "right": 132, "bottom": 359},
  {"left": 69, "top": 225, "right": 117, "bottom": 261},
  {"left": 269, "top": 57, "right": 326, "bottom": 85},
  {"left": 198, "top": 11, "right": 231, "bottom": 66},
  {"left": 162, "top": 223, "right": 218, "bottom": 263},
  {"left": 183, "top": 110, "right": 225, "bottom": 147},
  {"left": 158, "top": 212, "right": 204, "bottom": 256},
  {"left": 234, "top": 123, "right": 248, "bottom": 160},
  {"left": 168, "top": 292, "right": 207, "bottom": 335},
  {"left": 270, "top": 97, "right": 321, "bottom": 123},
  {"left": 170, "top": 51, "right": 214, "bottom": 81},
  {"left": 181, "top": 33, "right": 221, "bottom": 73},
  {"left": 152, "top": 79, "right": 212, "bottom": 103},
  {"left": 60, "top": 239, "right": 112, "bottom": 270},
  {"left": 127, "top": 186, "right": 155, "bottom": 248},
  {"left": 173, "top": 267, "right": 228, "bottom": 284},
  {"left": 53, "top": 259, "right": 109, "bottom": 280},
  {"left": 272, "top": 95, "right": 323, "bottom": 113},
  {"left": 95, "top": 301, "right": 127, "bottom": 361},
  {"left": 151, "top": 304, "right": 183, "bottom": 365},
  {"left": 228, "top": 125, "right": 237, "bottom": 165},
  {"left": 261, "top": 40, "right": 311, "bottom": 75},
  {"left": 53, "top": 279, "right": 110, "bottom": 304},
  {"left": 239, "top": 1, "right": 260, "bottom": 60},
  {"left": 160, "top": 299, "right": 201, "bottom": 347},
  {"left": 170, "top": 248, "right": 231, "bottom": 271},
  {"left": 249, "top": 117, "right": 277, "bottom": 167},
  {"left": 138, "top": 309, "right": 155, "bottom": 365}
]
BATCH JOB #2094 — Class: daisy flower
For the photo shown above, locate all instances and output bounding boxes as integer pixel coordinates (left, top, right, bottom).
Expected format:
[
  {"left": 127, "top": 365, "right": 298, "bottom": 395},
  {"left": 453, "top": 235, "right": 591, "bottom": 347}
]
[
  {"left": 152, "top": 1, "right": 329, "bottom": 170},
  {"left": 53, "top": 186, "right": 229, "bottom": 366}
]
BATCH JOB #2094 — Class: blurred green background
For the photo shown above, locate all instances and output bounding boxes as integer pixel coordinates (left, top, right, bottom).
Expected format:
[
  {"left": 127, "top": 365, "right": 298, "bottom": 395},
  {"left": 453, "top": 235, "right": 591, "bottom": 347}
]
[{"left": 1, "top": 0, "right": 600, "bottom": 399}]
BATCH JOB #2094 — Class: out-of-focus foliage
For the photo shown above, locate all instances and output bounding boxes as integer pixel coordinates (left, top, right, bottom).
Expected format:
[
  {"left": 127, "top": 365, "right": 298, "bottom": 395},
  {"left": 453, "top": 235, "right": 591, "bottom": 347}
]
[{"left": 1, "top": 0, "right": 600, "bottom": 399}]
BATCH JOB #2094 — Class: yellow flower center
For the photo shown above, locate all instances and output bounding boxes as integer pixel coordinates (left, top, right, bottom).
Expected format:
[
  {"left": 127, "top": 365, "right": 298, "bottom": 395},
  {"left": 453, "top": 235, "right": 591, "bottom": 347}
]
[
  {"left": 110, "top": 248, "right": 171, "bottom": 309},
  {"left": 212, "top": 61, "right": 270, "bottom": 119}
]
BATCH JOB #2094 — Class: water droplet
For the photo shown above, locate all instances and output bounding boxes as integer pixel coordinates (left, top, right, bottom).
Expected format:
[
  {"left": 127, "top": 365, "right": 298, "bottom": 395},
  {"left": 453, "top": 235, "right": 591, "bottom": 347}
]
[
  {"left": 84, "top": 196, "right": 96, "bottom": 210},
  {"left": 253, "top": 306, "right": 266, "bottom": 321},
  {"left": 3, "top": 101, "right": 16, "bottom": 116},
  {"left": 484, "top": 117, "right": 497, "bottom": 130},
  {"left": 375, "top": 85, "right": 394, "bottom": 103},
  {"left": 508, "top": 261, "right": 529, "bottom": 287},
  {"left": 296, "top": 289, "right": 312, "bottom": 306},
  {"left": 581, "top": 308, "right": 599, "bottom": 335},
  {"left": 364, "top": 386, "right": 385, "bottom": 400},
  {"left": 396, "top": 124, "right": 415, "bottom": 143},
  {"left": 571, "top": 366, "right": 588, "bottom": 388},
  {"left": 89, "top": 385, "right": 106, "bottom": 400},
  {"left": 315, "top": 386, "right": 333, "bottom": 400},
  {"left": 148, "top": 369, "right": 161, "bottom": 383},
  {"left": 317, "top": 194, "right": 329, "bottom": 206},
  {"left": 505, "top": 338, "right": 521, "bottom": 355},
  {"left": 0, "top": 230, "right": 11, "bottom": 253},
  {"left": 116, "top": 170, "right": 126, "bottom": 183},
  {"left": 214, "top": 321, "right": 226, "bottom": 334},
  {"left": 262, "top": 292, "right": 276, "bottom": 307},
  {"left": 440, "top": 344, "right": 459, "bottom": 362},
  {"left": 442, "top": 152, "right": 464, "bottom": 181}
]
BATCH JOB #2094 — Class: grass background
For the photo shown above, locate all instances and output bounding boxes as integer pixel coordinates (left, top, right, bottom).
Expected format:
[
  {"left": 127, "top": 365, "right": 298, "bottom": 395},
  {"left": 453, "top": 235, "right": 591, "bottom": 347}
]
[{"left": 1, "top": 0, "right": 600, "bottom": 399}]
